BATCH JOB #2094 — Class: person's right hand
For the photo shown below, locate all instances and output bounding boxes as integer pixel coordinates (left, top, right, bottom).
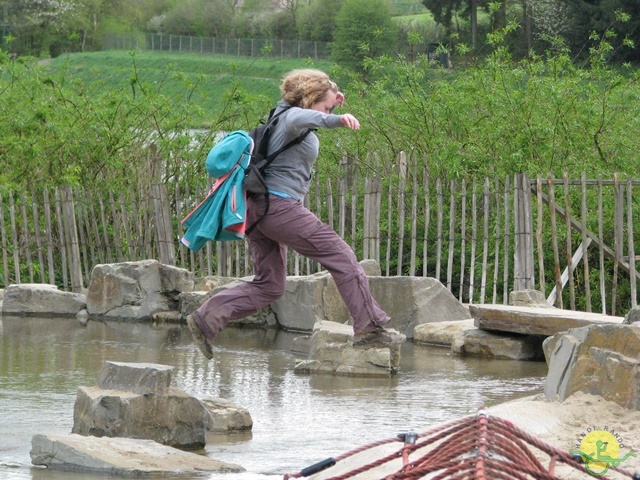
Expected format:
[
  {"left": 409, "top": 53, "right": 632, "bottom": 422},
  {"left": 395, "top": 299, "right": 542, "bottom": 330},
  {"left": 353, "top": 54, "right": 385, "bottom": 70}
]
[{"left": 340, "top": 114, "right": 360, "bottom": 130}]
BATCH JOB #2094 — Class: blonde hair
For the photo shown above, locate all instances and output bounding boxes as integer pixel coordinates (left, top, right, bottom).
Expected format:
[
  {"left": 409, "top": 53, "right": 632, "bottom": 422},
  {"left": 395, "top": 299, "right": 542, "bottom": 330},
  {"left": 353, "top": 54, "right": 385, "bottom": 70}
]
[{"left": 280, "top": 69, "right": 338, "bottom": 109}]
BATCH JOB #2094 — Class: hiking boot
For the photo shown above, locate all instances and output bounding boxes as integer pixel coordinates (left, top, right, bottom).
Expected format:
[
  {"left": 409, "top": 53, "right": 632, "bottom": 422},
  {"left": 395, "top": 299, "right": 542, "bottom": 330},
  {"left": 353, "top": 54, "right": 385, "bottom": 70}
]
[
  {"left": 353, "top": 327, "right": 406, "bottom": 348},
  {"left": 186, "top": 314, "right": 213, "bottom": 360}
]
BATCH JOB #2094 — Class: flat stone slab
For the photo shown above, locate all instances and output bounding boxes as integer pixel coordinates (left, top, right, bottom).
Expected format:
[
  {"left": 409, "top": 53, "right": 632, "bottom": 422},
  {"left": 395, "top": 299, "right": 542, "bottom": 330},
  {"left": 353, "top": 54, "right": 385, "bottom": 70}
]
[
  {"left": 470, "top": 304, "right": 625, "bottom": 336},
  {"left": 2, "top": 283, "right": 86, "bottom": 317},
  {"left": 31, "top": 433, "right": 244, "bottom": 475},
  {"left": 97, "top": 361, "right": 174, "bottom": 395}
]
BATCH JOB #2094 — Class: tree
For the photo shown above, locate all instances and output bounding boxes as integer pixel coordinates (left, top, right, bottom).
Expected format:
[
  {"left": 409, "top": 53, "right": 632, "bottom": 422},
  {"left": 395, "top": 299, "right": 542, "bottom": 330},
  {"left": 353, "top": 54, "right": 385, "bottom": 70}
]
[
  {"left": 421, "top": 0, "right": 464, "bottom": 40},
  {"left": 298, "top": 0, "right": 341, "bottom": 42},
  {"left": 558, "top": 0, "right": 640, "bottom": 63},
  {"left": 331, "top": 0, "right": 395, "bottom": 72}
]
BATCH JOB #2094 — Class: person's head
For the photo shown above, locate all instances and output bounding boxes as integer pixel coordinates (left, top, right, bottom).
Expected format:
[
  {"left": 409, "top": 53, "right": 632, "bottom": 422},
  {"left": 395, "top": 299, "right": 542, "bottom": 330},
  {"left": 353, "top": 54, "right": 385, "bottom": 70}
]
[{"left": 280, "top": 69, "right": 339, "bottom": 113}]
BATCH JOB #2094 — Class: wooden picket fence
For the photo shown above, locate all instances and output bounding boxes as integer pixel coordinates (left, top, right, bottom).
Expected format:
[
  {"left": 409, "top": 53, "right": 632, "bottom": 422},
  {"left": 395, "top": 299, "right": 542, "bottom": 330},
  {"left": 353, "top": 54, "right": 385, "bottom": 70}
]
[{"left": 1, "top": 170, "right": 638, "bottom": 315}]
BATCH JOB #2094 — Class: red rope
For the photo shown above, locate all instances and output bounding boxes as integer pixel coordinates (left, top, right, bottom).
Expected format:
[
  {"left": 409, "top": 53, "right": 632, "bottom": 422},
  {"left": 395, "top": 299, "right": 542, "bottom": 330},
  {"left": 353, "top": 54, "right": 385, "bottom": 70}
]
[{"left": 283, "top": 408, "right": 638, "bottom": 479}]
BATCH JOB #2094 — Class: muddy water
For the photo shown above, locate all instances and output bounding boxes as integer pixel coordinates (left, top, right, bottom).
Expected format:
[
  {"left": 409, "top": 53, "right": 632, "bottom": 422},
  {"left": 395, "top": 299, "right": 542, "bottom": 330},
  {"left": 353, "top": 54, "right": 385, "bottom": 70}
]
[{"left": 0, "top": 316, "right": 547, "bottom": 480}]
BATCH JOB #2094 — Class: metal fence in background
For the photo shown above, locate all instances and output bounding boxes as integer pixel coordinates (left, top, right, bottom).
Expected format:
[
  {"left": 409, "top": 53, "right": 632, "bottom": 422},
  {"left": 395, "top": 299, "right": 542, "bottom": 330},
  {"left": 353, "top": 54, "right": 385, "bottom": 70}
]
[
  {"left": 103, "top": 33, "right": 332, "bottom": 60},
  {"left": 101, "top": 32, "right": 449, "bottom": 64}
]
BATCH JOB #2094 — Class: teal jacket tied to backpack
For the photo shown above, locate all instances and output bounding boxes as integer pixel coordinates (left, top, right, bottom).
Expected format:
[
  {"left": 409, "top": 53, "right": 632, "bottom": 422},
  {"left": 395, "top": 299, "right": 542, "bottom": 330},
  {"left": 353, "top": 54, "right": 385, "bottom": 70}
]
[{"left": 180, "top": 131, "right": 253, "bottom": 251}]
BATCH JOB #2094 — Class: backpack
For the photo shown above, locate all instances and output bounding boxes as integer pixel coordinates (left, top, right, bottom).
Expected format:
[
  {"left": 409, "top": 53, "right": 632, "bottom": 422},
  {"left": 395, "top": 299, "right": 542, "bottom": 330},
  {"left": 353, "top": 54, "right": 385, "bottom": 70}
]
[{"left": 244, "top": 106, "right": 312, "bottom": 235}]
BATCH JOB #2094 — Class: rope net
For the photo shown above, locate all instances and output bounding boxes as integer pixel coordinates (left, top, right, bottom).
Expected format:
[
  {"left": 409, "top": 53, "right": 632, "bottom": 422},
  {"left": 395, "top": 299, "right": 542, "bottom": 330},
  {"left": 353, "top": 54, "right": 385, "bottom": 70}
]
[{"left": 283, "top": 407, "right": 639, "bottom": 480}]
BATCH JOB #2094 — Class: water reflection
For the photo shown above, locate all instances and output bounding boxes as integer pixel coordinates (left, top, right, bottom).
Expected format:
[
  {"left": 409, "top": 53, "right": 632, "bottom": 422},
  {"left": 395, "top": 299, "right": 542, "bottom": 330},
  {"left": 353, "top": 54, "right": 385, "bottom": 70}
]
[{"left": 0, "top": 316, "right": 547, "bottom": 479}]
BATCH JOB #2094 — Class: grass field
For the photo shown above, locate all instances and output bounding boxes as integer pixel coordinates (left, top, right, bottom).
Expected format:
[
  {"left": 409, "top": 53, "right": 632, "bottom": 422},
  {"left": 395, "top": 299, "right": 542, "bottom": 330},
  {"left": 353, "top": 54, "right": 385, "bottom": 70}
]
[{"left": 48, "top": 51, "right": 335, "bottom": 127}]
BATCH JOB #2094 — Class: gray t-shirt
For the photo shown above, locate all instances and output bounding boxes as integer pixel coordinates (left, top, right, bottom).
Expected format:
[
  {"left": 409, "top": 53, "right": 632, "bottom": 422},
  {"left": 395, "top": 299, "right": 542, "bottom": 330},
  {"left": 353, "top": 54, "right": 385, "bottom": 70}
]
[{"left": 264, "top": 100, "right": 344, "bottom": 200}]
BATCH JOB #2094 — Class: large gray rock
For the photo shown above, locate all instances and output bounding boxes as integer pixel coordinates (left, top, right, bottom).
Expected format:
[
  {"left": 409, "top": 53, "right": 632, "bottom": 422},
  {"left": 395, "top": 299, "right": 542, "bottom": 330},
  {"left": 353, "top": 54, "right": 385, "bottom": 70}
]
[
  {"left": 1, "top": 283, "right": 86, "bottom": 317},
  {"left": 369, "top": 277, "right": 471, "bottom": 338},
  {"left": 509, "top": 289, "right": 551, "bottom": 308},
  {"left": 72, "top": 386, "right": 210, "bottom": 450},
  {"left": 73, "top": 362, "right": 210, "bottom": 449},
  {"left": 180, "top": 283, "right": 277, "bottom": 328},
  {"left": 451, "top": 328, "right": 544, "bottom": 360},
  {"left": 31, "top": 433, "right": 244, "bottom": 475},
  {"left": 413, "top": 319, "right": 476, "bottom": 347},
  {"left": 272, "top": 273, "right": 336, "bottom": 332},
  {"left": 201, "top": 398, "right": 253, "bottom": 433},
  {"left": 544, "top": 324, "right": 640, "bottom": 409},
  {"left": 294, "top": 321, "right": 402, "bottom": 377},
  {"left": 275, "top": 275, "right": 470, "bottom": 337},
  {"left": 414, "top": 320, "right": 544, "bottom": 360},
  {"left": 180, "top": 267, "right": 469, "bottom": 338},
  {"left": 193, "top": 276, "right": 239, "bottom": 291},
  {"left": 471, "top": 304, "right": 624, "bottom": 336},
  {"left": 86, "top": 260, "right": 194, "bottom": 321},
  {"left": 624, "top": 307, "right": 640, "bottom": 325}
]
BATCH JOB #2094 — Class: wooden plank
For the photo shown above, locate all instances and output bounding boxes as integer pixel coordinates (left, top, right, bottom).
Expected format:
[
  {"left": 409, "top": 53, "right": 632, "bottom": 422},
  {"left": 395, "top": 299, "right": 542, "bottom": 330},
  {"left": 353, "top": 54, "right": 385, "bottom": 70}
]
[
  {"left": 0, "top": 196, "right": 9, "bottom": 287},
  {"left": 435, "top": 178, "right": 443, "bottom": 281},
  {"left": 385, "top": 178, "right": 393, "bottom": 276},
  {"left": 338, "top": 161, "right": 346, "bottom": 239},
  {"left": 363, "top": 176, "right": 370, "bottom": 260},
  {"left": 326, "top": 178, "right": 334, "bottom": 232},
  {"left": 480, "top": 178, "right": 490, "bottom": 304},
  {"left": 469, "top": 180, "right": 477, "bottom": 302},
  {"left": 564, "top": 173, "right": 576, "bottom": 310},
  {"left": 54, "top": 189, "right": 68, "bottom": 289},
  {"left": 43, "top": 188, "right": 56, "bottom": 284},
  {"left": 85, "top": 189, "right": 104, "bottom": 265},
  {"left": 628, "top": 179, "right": 637, "bottom": 308},
  {"left": 597, "top": 177, "right": 606, "bottom": 313},
  {"left": 75, "top": 192, "right": 90, "bottom": 283},
  {"left": 396, "top": 168, "right": 406, "bottom": 276},
  {"left": 580, "top": 172, "right": 591, "bottom": 312},
  {"left": 109, "top": 190, "right": 124, "bottom": 262},
  {"left": 547, "top": 238, "right": 592, "bottom": 306},
  {"left": 492, "top": 178, "right": 502, "bottom": 304},
  {"left": 81, "top": 189, "right": 98, "bottom": 272},
  {"left": 373, "top": 175, "right": 381, "bottom": 264},
  {"left": 446, "top": 180, "right": 456, "bottom": 291},
  {"left": 150, "top": 183, "right": 175, "bottom": 266},
  {"left": 612, "top": 174, "right": 621, "bottom": 316},
  {"left": 59, "top": 186, "right": 83, "bottom": 292},
  {"left": 409, "top": 162, "right": 418, "bottom": 276},
  {"left": 351, "top": 166, "right": 358, "bottom": 254},
  {"left": 422, "top": 171, "right": 430, "bottom": 278},
  {"left": 98, "top": 192, "right": 113, "bottom": 262},
  {"left": 119, "top": 192, "right": 134, "bottom": 261},
  {"left": 514, "top": 174, "right": 535, "bottom": 291},
  {"left": 535, "top": 175, "right": 545, "bottom": 295},
  {"left": 502, "top": 176, "right": 511, "bottom": 303},
  {"left": 20, "top": 192, "right": 34, "bottom": 282},
  {"left": 9, "top": 192, "right": 20, "bottom": 284},
  {"left": 547, "top": 174, "right": 563, "bottom": 308},
  {"left": 458, "top": 179, "right": 467, "bottom": 302}
]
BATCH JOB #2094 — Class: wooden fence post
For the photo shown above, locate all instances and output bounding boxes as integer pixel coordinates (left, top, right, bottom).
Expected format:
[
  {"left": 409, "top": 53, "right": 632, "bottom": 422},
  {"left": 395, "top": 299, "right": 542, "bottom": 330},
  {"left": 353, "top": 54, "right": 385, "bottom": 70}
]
[
  {"left": 151, "top": 183, "right": 176, "bottom": 266},
  {"left": 59, "top": 185, "right": 84, "bottom": 293},
  {"left": 513, "top": 173, "right": 535, "bottom": 291}
]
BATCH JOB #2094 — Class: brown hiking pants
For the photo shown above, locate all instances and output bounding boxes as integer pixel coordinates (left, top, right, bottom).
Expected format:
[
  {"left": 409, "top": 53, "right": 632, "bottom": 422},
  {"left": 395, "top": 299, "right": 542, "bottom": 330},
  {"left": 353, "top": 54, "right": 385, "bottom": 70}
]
[{"left": 193, "top": 195, "right": 390, "bottom": 340}]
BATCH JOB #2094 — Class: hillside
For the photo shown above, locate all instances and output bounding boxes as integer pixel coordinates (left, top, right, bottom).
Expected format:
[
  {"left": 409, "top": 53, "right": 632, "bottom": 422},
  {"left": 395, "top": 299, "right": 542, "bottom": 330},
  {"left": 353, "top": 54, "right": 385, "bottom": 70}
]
[{"left": 48, "top": 51, "right": 335, "bottom": 127}]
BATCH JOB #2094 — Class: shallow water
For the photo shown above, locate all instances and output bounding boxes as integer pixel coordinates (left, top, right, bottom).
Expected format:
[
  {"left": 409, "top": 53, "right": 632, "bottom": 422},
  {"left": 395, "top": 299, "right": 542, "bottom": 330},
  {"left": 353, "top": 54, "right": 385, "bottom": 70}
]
[{"left": 0, "top": 316, "right": 547, "bottom": 480}]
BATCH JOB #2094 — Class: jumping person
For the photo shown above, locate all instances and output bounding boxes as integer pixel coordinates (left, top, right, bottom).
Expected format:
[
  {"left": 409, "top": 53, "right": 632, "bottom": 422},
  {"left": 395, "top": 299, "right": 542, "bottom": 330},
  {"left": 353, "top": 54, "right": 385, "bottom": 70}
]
[{"left": 187, "top": 69, "right": 404, "bottom": 360}]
